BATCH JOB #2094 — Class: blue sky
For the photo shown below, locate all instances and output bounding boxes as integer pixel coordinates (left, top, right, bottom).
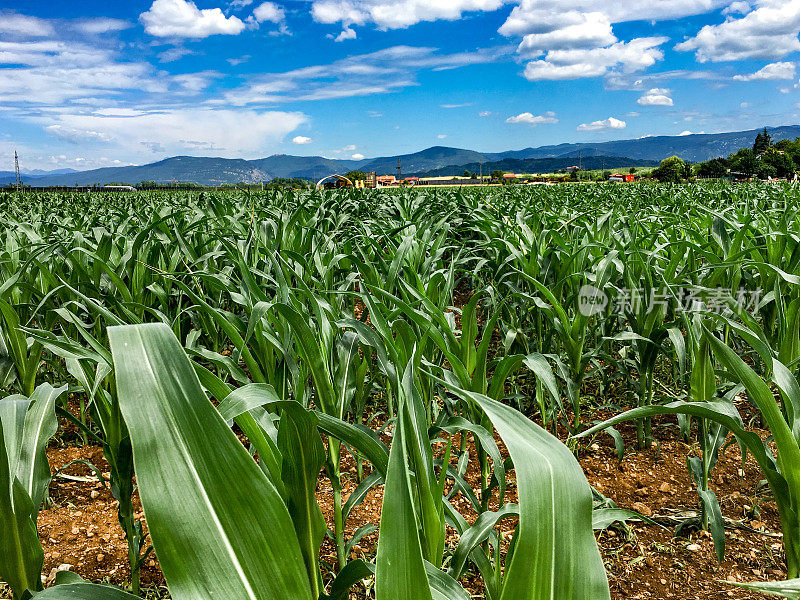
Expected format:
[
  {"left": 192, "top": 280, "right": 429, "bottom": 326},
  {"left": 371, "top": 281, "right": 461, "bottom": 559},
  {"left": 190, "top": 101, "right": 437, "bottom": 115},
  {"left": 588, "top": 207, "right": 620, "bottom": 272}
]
[{"left": 2, "top": 0, "right": 800, "bottom": 170}]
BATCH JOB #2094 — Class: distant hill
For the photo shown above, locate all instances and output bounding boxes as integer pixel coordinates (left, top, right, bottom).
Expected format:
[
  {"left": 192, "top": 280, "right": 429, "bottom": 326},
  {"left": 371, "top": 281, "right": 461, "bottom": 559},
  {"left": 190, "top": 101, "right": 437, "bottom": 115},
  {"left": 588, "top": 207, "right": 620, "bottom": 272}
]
[
  {"left": 484, "top": 126, "right": 800, "bottom": 163},
  {"left": 0, "top": 167, "right": 77, "bottom": 186},
  {"left": 15, "top": 125, "right": 800, "bottom": 187},
  {"left": 410, "top": 155, "right": 658, "bottom": 178},
  {"left": 356, "top": 146, "right": 488, "bottom": 175},
  {"left": 26, "top": 147, "right": 490, "bottom": 186},
  {"left": 29, "top": 155, "right": 364, "bottom": 187}
]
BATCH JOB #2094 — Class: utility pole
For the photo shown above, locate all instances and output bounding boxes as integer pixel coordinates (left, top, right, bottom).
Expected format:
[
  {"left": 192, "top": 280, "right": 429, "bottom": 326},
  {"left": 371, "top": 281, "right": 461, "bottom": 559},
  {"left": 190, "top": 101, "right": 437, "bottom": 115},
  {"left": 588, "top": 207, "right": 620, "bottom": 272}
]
[
  {"left": 396, "top": 158, "right": 402, "bottom": 182},
  {"left": 14, "top": 151, "right": 21, "bottom": 192}
]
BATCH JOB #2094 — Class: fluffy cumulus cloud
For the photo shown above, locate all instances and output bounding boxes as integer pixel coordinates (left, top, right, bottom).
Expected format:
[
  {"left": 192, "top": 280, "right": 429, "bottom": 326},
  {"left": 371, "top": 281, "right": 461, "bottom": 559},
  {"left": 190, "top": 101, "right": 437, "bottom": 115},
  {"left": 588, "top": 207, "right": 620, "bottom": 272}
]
[
  {"left": 515, "top": 12, "right": 616, "bottom": 59},
  {"left": 252, "top": 2, "right": 285, "bottom": 23},
  {"left": 140, "top": 0, "right": 246, "bottom": 38},
  {"left": 733, "top": 61, "right": 796, "bottom": 80},
  {"left": 522, "top": 37, "right": 667, "bottom": 80},
  {"left": 311, "top": 0, "right": 505, "bottom": 33},
  {"left": 499, "top": 0, "right": 729, "bottom": 36},
  {"left": 292, "top": 135, "right": 313, "bottom": 144},
  {"left": 676, "top": 0, "right": 800, "bottom": 62},
  {"left": 351, "top": 153, "right": 365, "bottom": 159},
  {"left": 637, "top": 87, "right": 674, "bottom": 106},
  {"left": 498, "top": 0, "right": 732, "bottom": 81},
  {"left": 577, "top": 116, "right": 626, "bottom": 131},
  {"left": 505, "top": 110, "right": 558, "bottom": 124}
]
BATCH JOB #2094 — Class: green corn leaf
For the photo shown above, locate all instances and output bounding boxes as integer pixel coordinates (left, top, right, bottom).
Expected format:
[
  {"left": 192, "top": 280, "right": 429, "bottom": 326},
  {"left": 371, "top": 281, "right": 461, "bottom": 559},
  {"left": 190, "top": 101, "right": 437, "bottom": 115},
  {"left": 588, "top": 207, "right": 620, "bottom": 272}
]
[
  {"left": 730, "top": 578, "right": 800, "bottom": 599},
  {"left": 0, "top": 421, "right": 43, "bottom": 599},
  {"left": 277, "top": 404, "right": 326, "bottom": 598},
  {"left": 375, "top": 395, "right": 433, "bottom": 600},
  {"left": 442, "top": 383, "right": 610, "bottom": 600},
  {"left": 108, "top": 323, "right": 313, "bottom": 600},
  {"left": 34, "top": 583, "right": 141, "bottom": 599}
]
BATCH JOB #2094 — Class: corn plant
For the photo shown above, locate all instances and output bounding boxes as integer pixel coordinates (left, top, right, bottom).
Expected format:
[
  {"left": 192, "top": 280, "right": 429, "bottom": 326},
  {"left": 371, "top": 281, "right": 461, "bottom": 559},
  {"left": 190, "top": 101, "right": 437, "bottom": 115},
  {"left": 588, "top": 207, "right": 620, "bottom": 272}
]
[
  {"left": 580, "top": 323, "right": 800, "bottom": 577},
  {"left": 0, "top": 384, "right": 65, "bottom": 599},
  {"left": 30, "top": 321, "right": 610, "bottom": 600}
]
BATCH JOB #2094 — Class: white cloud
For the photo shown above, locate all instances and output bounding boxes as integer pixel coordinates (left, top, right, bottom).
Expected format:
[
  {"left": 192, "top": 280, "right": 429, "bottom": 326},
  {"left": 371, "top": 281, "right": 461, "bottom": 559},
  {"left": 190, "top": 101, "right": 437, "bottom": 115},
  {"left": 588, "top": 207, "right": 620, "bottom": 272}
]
[
  {"left": 352, "top": 153, "right": 365, "bottom": 159},
  {"left": 140, "top": 0, "right": 246, "bottom": 38},
  {"left": 676, "top": 0, "right": 800, "bottom": 62},
  {"left": 678, "top": 130, "right": 704, "bottom": 135},
  {"left": 172, "top": 71, "right": 223, "bottom": 93},
  {"left": 522, "top": 37, "right": 667, "bottom": 81},
  {"left": 335, "top": 27, "right": 357, "bottom": 41},
  {"left": 0, "top": 40, "right": 166, "bottom": 104},
  {"left": 253, "top": 2, "right": 285, "bottom": 22},
  {"left": 343, "top": 144, "right": 357, "bottom": 151},
  {"left": 292, "top": 135, "right": 313, "bottom": 144},
  {"left": 499, "top": 0, "right": 728, "bottom": 36},
  {"left": 479, "top": 110, "right": 491, "bottom": 116},
  {"left": 498, "top": 1, "right": 727, "bottom": 82},
  {"left": 74, "top": 18, "right": 132, "bottom": 34},
  {"left": 216, "top": 45, "right": 506, "bottom": 105},
  {"left": 227, "top": 55, "right": 251, "bottom": 66},
  {"left": 505, "top": 110, "right": 558, "bottom": 124},
  {"left": 158, "top": 47, "right": 196, "bottom": 62},
  {"left": 437, "top": 134, "right": 448, "bottom": 138},
  {"left": 733, "top": 61, "right": 796, "bottom": 80},
  {"left": 516, "top": 12, "right": 616, "bottom": 58},
  {"left": 637, "top": 87, "right": 673, "bottom": 106},
  {"left": 577, "top": 116, "right": 626, "bottom": 131},
  {"left": 0, "top": 13, "right": 55, "bottom": 37},
  {"left": 311, "top": 0, "right": 506, "bottom": 31},
  {"left": 42, "top": 109, "right": 307, "bottom": 159},
  {"left": 723, "top": 1, "right": 751, "bottom": 14},
  {"left": 45, "top": 125, "right": 113, "bottom": 144}
]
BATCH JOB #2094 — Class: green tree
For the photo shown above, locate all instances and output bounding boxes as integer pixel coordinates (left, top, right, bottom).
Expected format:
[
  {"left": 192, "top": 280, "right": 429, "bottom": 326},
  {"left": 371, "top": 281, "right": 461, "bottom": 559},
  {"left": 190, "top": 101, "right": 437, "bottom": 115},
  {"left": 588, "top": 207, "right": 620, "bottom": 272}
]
[
  {"left": 628, "top": 167, "right": 636, "bottom": 174},
  {"left": 729, "top": 148, "right": 761, "bottom": 177},
  {"left": 763, "top": 149, "right": 796, "bottom": 179},
  {"left": 696, "top": 158, "right": 728, "bottom": 179},
  {"left": 651, "top": 156, "right": 687, "bottom": 182},
  {"left": 491, "top": 170, "right": 505, "bottom": 180},
  {"left": 344, "top": 170, "right": 366, "bottom": 181},
  {"left": 753, "top": 127, "right": 772, "bottom": 154}
]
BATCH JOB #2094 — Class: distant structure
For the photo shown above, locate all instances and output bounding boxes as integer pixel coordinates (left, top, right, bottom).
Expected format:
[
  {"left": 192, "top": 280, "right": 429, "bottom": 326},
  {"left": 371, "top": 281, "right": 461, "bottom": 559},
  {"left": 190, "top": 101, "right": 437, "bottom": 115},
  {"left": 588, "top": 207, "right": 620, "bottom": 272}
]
[
  {"left": 609, "top": 173, "right": 635, "bottom": 183},
  {"left": 14, "top": 151, "right": 21, "bottom": 192},
  {"left": 102, "top": 185, "right": 137, "bottom": 192},
  {"left": 315, "top": 174, "right": 354, "bottom": 190}
]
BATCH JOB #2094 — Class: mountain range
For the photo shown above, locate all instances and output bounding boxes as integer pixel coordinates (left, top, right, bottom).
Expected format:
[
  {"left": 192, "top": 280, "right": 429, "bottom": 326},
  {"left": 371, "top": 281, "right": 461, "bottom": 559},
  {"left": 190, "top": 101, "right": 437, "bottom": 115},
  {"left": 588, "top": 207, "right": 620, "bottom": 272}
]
[{"left": 8, "top": 125, "right": 798, "bottom": 187}]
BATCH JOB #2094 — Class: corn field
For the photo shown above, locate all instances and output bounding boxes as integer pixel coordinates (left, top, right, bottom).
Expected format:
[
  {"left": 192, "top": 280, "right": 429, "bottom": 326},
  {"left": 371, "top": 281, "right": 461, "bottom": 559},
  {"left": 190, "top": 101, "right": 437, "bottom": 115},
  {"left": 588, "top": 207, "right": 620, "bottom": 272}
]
[{"left": 1, "top": 181, "right": 800, "bottom": 599}]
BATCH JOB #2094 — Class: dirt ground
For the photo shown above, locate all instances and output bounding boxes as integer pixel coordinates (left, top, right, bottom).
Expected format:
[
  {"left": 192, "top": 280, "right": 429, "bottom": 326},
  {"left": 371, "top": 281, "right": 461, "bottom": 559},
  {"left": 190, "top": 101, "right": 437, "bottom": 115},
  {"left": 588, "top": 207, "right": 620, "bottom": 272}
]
[{"left": 0, "top": 407, "right": 783, "bottom": 600}]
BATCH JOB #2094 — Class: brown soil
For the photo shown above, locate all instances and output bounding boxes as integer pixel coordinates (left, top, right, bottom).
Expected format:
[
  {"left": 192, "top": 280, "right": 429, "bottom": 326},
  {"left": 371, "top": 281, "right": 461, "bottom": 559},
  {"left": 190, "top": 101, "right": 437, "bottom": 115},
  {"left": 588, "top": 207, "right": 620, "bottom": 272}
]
[{"left": 0, "top": 407, "right": 781, "bottom": 600}]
